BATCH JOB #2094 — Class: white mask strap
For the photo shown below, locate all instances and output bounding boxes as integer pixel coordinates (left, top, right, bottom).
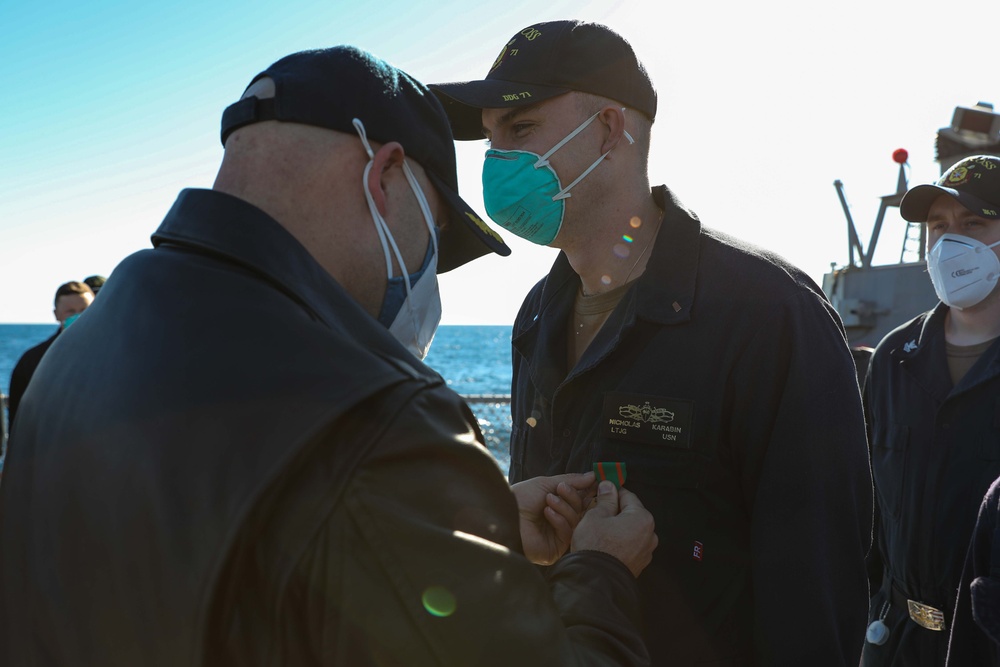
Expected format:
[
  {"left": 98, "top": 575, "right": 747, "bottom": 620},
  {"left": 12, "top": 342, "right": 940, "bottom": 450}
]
[
  {"left": 536, "top": 111, "right": 599, "bottom": 168},
  {"left": 353, "top": 117, "right": 376, "bottom": 159},
  {"left": 353, "top": 118, "right": 411, "bottom": 282},
  {"left": 937, "top": 234, "right": 1000, "bottom": 253},
  {"left": 554, "top": 150, "right": 611, "bottom": 201},
  {"left": 620, "top": 107, "right": 636, "bottom": 146},
  {"left": 402, "top": 161, "right": 439, "bottom": 255},
  {"left": 553, "top": 108, "right": 634, "bottom": 201},
  {"left": 391, "top": 160, "right": 439, "bottom": 305}
]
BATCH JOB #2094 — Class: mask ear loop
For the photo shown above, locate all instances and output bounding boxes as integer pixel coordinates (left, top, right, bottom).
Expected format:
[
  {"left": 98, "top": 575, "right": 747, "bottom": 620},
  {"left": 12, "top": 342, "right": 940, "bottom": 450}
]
[
  {"left": 398, "top": 161, "right": 441, "bottom": 336},
  {"left": 535, "top": 111, "right": 600, "bottom": 169},
  {"left": 983, "top": 239, "right": 1000, "bottom": 283},
  {"left": 552, "top": 108, "right": 636, "bottom": 201},
  {"left": 401, "top": 161, "right": 439, "bottom": 256},
  {"left": 941, "top": 235, "right": 1000, "bottom": 282},
  {"left": 353, "top": 118, "right": 413, "bottom": 284}
]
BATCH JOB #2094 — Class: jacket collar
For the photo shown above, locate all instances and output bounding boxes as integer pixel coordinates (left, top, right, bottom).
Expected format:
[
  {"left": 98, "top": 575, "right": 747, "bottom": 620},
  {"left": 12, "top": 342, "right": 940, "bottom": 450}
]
[
  {"left": 150, "top": 189, "right": 437, "bottom": 381},
  {"left": 890, "top": 300, "right": 1000, "bottom": 398},
  {"left": 633, "top": 185, "right": 700, "bottom": 326},
  {"left": 151, "top": 188, "right": 351, "bottom": 333},
  {"left": 890, "top": 301, "right": 947, "bottom": 362},
  {"left": 512, "top": 186, "right": 701, "bottom": 391},
  {"left": 525, "top": 185, "right": 700, "bottom": 332}
]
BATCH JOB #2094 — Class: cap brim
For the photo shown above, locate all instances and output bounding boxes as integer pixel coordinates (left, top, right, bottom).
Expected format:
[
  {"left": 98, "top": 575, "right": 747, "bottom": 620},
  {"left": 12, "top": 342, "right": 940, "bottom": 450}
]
[
  {"left": 431, "top": 79, "right": 572, "bottom": 141},
  {"left": 426, "top": 170, "right": 511, "bottom": 273},
  {"left": 900, "top": 184, "right": 1000, "bottom": 222}
]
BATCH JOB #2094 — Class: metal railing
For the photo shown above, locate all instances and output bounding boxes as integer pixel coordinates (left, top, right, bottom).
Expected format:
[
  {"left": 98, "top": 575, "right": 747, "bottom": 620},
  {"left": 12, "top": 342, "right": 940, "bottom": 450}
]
[
  {"left": 461, "top": 394, "right": 512, "bottom": 466},
  {"left": 462, "top": 394, "right": 512, "bottom": 478}
]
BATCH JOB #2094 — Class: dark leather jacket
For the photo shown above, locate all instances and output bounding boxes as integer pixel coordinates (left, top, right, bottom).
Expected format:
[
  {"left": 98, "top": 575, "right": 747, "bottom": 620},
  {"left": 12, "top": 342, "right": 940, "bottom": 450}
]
[{"left": 0, "top": 189, "right": 648, "bottom": 666}]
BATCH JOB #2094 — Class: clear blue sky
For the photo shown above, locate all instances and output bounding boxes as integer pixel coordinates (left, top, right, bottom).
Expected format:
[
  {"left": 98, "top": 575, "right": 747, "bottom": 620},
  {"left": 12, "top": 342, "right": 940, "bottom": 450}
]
[{"left": 3, "top": 0, "right": 999, "bottom": 324}]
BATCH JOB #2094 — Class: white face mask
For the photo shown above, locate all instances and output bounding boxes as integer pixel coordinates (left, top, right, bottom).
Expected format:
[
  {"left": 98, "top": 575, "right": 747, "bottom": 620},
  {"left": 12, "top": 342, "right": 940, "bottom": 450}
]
[
  {"left": 926, "top": 233, "right": 1000, "bottom": 310},
  {"left": 353, "top": 119, "right": 442, "bottom": 359}
]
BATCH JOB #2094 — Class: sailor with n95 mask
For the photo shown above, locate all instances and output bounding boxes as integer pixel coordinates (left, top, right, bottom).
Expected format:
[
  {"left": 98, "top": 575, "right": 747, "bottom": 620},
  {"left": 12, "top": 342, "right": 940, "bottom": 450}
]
[{"left": 864, "top": 154, "right": 1000, "bottom": 666}]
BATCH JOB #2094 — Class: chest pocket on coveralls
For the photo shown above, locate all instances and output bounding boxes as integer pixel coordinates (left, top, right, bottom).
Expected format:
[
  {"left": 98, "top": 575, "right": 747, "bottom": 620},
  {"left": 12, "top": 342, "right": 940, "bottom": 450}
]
[
  {"left": 873, "top": 423, "right": 908, "bottom": 520},
  {"left": 593, "top": 392, "right": 705, "bottom": 490}
]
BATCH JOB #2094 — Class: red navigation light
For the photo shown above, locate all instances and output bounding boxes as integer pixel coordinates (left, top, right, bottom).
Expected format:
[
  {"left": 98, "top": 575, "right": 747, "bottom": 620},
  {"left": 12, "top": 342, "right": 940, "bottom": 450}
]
[{"left": 892, "top": 148, "right": 909, "bottom": 164}]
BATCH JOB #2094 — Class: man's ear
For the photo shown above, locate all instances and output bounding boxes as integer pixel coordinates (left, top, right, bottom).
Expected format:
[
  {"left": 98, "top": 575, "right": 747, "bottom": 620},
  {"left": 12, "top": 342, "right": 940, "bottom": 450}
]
[
  {"left": 598, "top": 106, "right": 630, "bottom": 156},
  {"left": 365, "top": 141, "right": 406, "bottom": 216}
]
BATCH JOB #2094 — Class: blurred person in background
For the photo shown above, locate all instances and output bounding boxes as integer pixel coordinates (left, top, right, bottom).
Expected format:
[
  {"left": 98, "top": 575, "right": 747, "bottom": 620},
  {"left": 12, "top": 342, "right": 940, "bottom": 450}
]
[
  {"left": 82, "top": 274, "right": 106, "bottom": 296},
  {"left": 7, "top": 280, "right": 93, "bottom": 427}
]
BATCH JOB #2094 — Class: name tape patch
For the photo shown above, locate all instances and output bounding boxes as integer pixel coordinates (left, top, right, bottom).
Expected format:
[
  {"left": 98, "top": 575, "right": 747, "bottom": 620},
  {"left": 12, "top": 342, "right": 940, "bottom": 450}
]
[{"left": 601, "top": 392, "right": 694, "bottom": 449}]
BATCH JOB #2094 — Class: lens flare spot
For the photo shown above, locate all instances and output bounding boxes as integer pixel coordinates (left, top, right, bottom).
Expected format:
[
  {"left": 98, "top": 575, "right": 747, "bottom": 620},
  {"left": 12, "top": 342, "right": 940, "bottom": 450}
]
[
  {"left": 622, "top": 235, "right": 634, "bottom": 243},
  {"left": 453, "top": 506, "right": 500, "bottom": 536},
  {"left": 613, "top": 243, "right": 630, "bottom": 259},
  {"left": 601, "top": 275, "right": 612, "bottom": 285},
  {"left": 422, "top": 586, "right": 457, "bottom": 617},
  {"left": 630, "top": 216, "right": 642, "bottom": 229}
]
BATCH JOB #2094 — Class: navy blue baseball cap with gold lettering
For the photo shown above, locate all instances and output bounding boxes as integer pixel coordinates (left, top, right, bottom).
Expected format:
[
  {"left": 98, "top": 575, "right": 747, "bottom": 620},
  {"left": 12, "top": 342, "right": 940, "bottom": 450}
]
[
  {"left": 900, "top": 155, "right": 1000, "bottom": 222},
  {"left": 430, "top": 20, "right": 657, "bottom": 141},
  {"left": 219, "top": 46, "right": 510, "bottom": 272}
]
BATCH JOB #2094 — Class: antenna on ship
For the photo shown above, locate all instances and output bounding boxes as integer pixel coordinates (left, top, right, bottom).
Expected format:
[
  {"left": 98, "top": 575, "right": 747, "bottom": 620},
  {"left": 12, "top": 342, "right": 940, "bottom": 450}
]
[
  {"left": 833, "top": 148, "right": 910, "bottom": 270},
  {"left": 892, "top": 149, "right": 925, "bottom": 264}
]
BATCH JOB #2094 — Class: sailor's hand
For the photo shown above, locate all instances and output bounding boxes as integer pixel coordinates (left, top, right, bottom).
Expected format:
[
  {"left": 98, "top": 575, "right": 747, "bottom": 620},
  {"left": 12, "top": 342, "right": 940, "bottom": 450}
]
[
  {"left": 572, "top": 481, "right": 658, "bottom": 578},
  {"left": 511, "top": 472, "right": 597, "bottom": 565}
]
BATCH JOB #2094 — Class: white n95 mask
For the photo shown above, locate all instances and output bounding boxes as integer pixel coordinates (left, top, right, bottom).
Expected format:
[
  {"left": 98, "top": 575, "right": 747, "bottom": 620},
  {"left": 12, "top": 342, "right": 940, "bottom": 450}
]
[
  {"left": 354, "top": 118, "right": 442, "bottom": 359},
  {"left": 926, "top": 233, "right": 1000, "bottom": 310}
]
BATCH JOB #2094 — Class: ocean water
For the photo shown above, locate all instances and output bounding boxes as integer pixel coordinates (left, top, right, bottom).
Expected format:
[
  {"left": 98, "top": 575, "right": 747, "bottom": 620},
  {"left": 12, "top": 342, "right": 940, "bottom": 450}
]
[
  {"left": 0, "top": 324, "right": 56, "bottom": 397},
  {"left": 0, "top": 323, "right": 514, "bottom": 473},
  {"left": 423, "top": 325, "right": 513, "bottom": 397}
]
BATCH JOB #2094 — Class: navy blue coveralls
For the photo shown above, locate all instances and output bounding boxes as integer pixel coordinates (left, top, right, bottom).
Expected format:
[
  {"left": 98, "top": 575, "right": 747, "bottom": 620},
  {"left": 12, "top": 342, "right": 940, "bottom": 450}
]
[
  {"left": 509, "top": 186, "right": 874, "bottom": 666},
  {"left": 864, "top": 303, "right": 1000, "bottom": 666}
]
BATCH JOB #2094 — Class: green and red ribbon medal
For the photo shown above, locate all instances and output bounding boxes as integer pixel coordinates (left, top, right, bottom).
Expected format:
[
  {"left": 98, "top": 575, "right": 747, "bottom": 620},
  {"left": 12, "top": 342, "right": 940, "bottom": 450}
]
[{"left": 593, "top": 461, "right": 627, "bottom": 488}]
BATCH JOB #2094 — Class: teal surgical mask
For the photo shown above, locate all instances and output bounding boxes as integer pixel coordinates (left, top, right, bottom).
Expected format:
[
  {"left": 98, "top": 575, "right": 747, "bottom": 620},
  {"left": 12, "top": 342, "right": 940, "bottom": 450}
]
[{"left": 482, "top": 109, "right": 633, "bottom": 245}]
